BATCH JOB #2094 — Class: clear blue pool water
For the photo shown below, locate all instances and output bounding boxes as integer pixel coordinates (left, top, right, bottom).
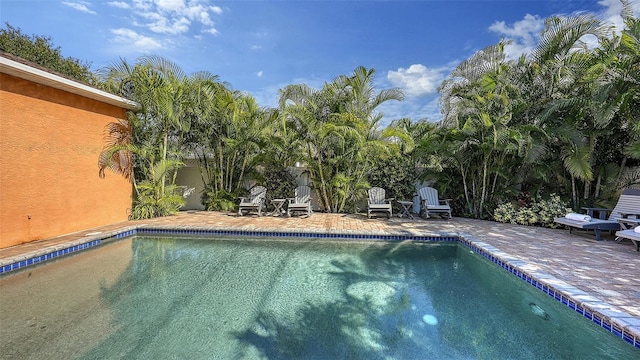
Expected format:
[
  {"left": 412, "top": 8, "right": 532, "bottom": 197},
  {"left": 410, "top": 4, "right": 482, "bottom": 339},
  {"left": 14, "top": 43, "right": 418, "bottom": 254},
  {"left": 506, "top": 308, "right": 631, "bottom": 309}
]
[{"left": 1, "top": 235, "right": 638, "bottom": 359}]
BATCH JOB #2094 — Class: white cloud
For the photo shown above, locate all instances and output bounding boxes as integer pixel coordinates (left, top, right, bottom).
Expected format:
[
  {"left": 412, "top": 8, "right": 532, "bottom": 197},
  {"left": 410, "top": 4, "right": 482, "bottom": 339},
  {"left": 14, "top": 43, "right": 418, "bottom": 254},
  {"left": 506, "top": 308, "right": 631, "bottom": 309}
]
[
  {"left": 62, "top": 1, "right": 96, "bottom": 15},
  {"left": 108, "top": 1, "right": 130, "bottom": 9},
  {"left": 387, "top": 64, "right": 447, "bottom": 97},
  {"left": 110, "top": 28, "right": 163, "bottom": 52},
  {"left": 489, "top": 14, "right": 544, "bottom": 60},
  {"left": 489, "top": 2, "right": 640, "bottom": 60},
  {"left": 155, "top": 0, "right": 185, "bottom": 12},
  {"left": 250, "top": 45, "right": 262, "bottom": 50},
  {"left": 257, "top": 70, "right": 263, "bottom": 77},
  {"left": 148, "top": 15, "right": 191, "bottom": 34},
  {"left": 128, "top": 0, "right": 223, "bottom": 35},
  {"left": 597, "top": 0, "right": 640, "bottom": 32},
  {"left": 210, "top": 5, "right": 223, "bottom": 15}
]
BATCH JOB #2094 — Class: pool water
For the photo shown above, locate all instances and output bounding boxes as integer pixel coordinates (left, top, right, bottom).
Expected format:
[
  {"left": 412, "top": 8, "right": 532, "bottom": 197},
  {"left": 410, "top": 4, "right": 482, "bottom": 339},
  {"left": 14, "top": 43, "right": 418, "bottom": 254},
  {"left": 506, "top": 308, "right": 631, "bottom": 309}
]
[{"left": 1, "top": 236, "right": 638, "bottom": 359}]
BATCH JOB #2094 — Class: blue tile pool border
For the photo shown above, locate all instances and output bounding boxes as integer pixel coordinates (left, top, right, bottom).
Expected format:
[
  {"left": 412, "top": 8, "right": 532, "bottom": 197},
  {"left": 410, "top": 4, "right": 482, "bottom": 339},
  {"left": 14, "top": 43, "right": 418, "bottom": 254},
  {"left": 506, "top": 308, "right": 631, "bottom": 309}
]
[
  {"left": 1, "top": 226, "right": 638, "bottom": 350},
  {"left": 0, "top": 229, "right": 137, "bottom": 274}
]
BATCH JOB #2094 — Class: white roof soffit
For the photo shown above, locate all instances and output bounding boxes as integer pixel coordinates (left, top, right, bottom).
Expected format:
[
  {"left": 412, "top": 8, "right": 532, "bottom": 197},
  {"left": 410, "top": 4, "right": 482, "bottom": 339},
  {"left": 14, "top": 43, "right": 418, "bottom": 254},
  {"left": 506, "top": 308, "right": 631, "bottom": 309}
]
[{"left": 0, "top": 56, "right": 140, "bottom": 110}]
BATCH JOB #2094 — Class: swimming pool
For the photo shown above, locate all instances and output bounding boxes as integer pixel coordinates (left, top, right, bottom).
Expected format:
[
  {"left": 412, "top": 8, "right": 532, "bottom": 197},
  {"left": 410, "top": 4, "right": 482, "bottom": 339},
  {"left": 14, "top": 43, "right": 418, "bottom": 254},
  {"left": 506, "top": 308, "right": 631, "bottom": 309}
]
[{"left": 1, "top": 233, "right": 638, "bottom": 359}]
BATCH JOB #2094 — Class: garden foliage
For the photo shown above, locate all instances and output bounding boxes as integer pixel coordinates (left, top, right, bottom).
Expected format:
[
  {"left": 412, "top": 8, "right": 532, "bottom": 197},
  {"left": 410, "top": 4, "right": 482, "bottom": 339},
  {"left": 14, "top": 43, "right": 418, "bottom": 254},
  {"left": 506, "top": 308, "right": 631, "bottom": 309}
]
[
  {"left": 6, "top": 8, "right": 640, "bottom": 221},
  {"left": 493, "top": 194, "right": 571, "bottom": 228}
]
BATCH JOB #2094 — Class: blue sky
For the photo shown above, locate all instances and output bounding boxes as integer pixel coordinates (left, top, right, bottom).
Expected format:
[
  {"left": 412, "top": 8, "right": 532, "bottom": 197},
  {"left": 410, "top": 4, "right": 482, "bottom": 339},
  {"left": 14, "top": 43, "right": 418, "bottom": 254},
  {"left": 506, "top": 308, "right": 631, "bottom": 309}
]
[{"left": 2, "top": 0, "right": 639, "bottom": 127}]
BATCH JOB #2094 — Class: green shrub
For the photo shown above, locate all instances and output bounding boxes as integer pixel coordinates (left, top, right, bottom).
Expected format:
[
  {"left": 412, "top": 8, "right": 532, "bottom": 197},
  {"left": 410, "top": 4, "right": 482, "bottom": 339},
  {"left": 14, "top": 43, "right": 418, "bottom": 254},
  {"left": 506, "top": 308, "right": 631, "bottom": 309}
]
[
  {"left": 201, "top": 187, "right": 237, "bottom": 212},
  {"left": 493, "top": 194, "right": 570, "bottom": 228},
  {"left": 130, "top": 182, "right": 185, "bottom": 220},
  {"left": 263, "top": 167, "right": 298, "bottom": 201}
]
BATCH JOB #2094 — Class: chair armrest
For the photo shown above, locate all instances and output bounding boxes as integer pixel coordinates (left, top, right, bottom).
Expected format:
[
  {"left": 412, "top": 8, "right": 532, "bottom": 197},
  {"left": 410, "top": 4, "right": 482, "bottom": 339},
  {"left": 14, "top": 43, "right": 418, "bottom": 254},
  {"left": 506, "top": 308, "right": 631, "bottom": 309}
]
[
  {"left": 620, "top": 213, "right": 640, "bottom": 219},
  {"left": 386, "top": 198, "right": 395, "bottom": 202},
  {"left": 440, "top": 199, "right": 452, "bottom": 205},
  {"left": 619, "top": 218, "right": 640, "bottom": 224},
  {"left": 618, "top": 218, "right": 640, "bottom": 229},
  {"left": 582, "top": 207, "right": 611, "bottom": 219}
]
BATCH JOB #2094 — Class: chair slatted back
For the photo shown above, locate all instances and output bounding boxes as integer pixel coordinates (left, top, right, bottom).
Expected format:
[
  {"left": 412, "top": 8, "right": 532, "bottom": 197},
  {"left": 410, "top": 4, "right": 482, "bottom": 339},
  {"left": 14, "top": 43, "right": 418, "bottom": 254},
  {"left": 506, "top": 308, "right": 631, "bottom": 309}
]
[
  {"left": 418, "top": 187, "right": 440, "bottom": 206},
  {"left": 249, "top": 186, "right": 267, "bottom": 204},
  {"left": 295, "top": 186, "right": 311, "bottom": 203},
  {"left": 368, "top": 187, "right": 387, "bottom": 205},
  {"left": 610, "top": 189, "right": 640, "bottom": 220}
]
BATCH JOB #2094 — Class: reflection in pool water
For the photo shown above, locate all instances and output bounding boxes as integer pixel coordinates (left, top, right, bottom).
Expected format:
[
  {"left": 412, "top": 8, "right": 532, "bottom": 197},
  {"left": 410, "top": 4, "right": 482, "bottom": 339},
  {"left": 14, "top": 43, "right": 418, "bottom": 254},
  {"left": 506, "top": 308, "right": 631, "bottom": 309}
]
[{"left": 1, "top": 236, "right": 638, "bottom": 359}]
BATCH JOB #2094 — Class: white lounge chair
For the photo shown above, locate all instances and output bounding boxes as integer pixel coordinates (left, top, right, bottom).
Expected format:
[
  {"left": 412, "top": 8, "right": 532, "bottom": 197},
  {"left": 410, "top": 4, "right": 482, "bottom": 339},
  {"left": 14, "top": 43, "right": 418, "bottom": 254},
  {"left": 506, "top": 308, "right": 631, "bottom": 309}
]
[
  {"left": 367, "top": 187, "right": 393, "bottom": 219},
  {"left": 237, "top": 186, "right": 267, "bottom": 216},
  {"left": 418, "top": 187, "right": 452, "bottom": 219},
  {"left": 554, "top": 189, "right": 640, "bottom": 241},
  {"left": 615, "top": 226, "right": 640, "bottom": 252},
  {"left": 287, "top": 185, "right": 312, "bottom": 217}
]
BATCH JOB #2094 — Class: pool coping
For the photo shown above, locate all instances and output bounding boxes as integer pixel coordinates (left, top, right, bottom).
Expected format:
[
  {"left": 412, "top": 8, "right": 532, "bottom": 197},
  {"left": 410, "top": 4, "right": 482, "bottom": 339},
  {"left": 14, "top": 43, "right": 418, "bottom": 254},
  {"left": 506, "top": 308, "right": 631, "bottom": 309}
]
[{"left": 1, "top": 224, "right": 639, "bottom": 350}]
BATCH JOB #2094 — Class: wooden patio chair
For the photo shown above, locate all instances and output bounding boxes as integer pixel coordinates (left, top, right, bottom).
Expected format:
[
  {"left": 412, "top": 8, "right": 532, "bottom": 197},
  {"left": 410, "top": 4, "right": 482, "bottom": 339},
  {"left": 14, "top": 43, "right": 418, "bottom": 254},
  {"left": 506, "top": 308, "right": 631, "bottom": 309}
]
[
  {"left": 367, "top": 187, "right": 393, "bottom": 219},
  {"left": 287, "top": 185, "right": 312, "bottom": 217},
  {"left": 418, "top": 186, "right": 452, "bottom": 219},
  {"left": 237, "top": 186, "right": 267, "bottom": 216}
]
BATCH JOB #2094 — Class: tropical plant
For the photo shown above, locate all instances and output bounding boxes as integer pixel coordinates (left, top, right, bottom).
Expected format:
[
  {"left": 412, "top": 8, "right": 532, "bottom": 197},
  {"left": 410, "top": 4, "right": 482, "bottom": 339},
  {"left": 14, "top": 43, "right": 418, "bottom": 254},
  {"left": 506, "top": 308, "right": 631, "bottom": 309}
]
[
  {"left": 280, "top": 66, "right": 404, "bottom": 213},
  {"left": 201, "top": 187, "right": 236, "bottom": 212},
  {"left": 188, "top": 87, "right": 276, "bottom": 200},
  {"left": 98, "top": 118, "right": 133, "bottom": 181},
  {"left": 432, "top": 8, "right": 640, "bottom": 218},
  {"left": 130, "top": 158, "right": 186, "bottom": 220},
  {"left": 98, "top": 56, "right": 205, "bottom": 218}
]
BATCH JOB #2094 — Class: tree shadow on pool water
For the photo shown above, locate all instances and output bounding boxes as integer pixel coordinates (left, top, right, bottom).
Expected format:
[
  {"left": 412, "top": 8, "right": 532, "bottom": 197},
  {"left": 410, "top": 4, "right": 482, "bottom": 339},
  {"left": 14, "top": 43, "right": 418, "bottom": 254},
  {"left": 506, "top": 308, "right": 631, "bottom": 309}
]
[{"left": 233, "top": 245, "right": 453, "bottom": 359}]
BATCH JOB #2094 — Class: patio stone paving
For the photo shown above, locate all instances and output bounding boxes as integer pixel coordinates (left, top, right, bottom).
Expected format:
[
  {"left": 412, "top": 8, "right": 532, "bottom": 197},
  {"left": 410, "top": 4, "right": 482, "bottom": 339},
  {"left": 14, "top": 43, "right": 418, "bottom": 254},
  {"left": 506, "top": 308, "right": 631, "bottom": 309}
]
[{"left": 1, "top": 210, "right": 639, "bottom": 344}]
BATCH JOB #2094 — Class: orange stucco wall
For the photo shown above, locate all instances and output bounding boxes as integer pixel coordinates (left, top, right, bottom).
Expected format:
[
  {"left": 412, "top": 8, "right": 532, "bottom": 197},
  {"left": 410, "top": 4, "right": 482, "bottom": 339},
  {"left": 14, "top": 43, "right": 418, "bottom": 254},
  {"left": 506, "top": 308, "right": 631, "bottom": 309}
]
[{"left": 0, "top": 73, "right": 132, "bottom": 248}]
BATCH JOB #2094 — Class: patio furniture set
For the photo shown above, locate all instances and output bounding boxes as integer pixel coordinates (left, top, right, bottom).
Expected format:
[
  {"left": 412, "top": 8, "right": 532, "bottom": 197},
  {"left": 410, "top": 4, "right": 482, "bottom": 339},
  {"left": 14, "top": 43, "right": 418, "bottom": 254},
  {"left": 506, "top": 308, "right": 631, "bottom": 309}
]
[
  {"left": 554, "top": 188, "right": 640, "bottom": 251},
  {"left": 238, "top": 185, "right": 639, "bottom": 251},
  {"left": 366, "top": 186, "right": 452, "bottom": 220},
  {"left": 238, "top": 185, "right": 313, "bottom": 218},
  {"left": 238, "top": 185, "right": 452, "bottom": 220}
]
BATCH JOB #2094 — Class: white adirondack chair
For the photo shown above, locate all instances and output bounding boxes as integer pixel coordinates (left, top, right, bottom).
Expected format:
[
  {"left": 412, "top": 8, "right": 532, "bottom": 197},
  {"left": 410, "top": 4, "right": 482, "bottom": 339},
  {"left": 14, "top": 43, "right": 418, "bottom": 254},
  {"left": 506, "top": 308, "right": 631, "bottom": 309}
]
[
  {"left": 367, "top": 187, "right": 393, "bottom": 219},
  {"left": 287, "top": 185, "right": 312, "bottom": 217},
  {"left": 237, "top": 186, "right": 267, "bottom": 216},
  {"left": 418, "top": 187, "right": 452, "bottom": 219}
]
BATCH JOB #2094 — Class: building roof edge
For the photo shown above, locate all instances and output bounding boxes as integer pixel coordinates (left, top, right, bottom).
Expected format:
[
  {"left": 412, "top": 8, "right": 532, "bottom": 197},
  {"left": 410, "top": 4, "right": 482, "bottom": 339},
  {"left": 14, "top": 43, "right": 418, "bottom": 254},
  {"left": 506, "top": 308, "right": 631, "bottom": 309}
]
[{"left": 0, "top": 55, "right": 140, "bottom": 111}]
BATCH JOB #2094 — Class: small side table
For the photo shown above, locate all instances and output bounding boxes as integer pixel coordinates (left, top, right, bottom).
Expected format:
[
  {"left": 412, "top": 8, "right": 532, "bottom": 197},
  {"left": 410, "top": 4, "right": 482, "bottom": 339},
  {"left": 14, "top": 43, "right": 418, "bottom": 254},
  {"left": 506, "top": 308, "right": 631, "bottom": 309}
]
[
  {"left": 271, "top": 199, "right": 286, "bottom": 217},
  {"left": 397, "top": 200, "right": 414, "bottom": 219}
]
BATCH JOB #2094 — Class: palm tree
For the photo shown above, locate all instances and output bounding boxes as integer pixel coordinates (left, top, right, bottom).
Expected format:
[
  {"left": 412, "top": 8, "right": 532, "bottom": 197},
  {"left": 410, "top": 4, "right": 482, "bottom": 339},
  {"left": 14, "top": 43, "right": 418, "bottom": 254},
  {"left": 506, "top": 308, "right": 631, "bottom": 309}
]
[
  {"left": 98, "top": 56, "right": 208, "bottom": 218},
  {"left": 280, "top": 66, "right": 403, "bottom": 213},
  {"left": 531, "top": 13, "right": 627, "bottom": 206},
  {"left": 592, "top": 4, "right": 640, "bottom": 193}
]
